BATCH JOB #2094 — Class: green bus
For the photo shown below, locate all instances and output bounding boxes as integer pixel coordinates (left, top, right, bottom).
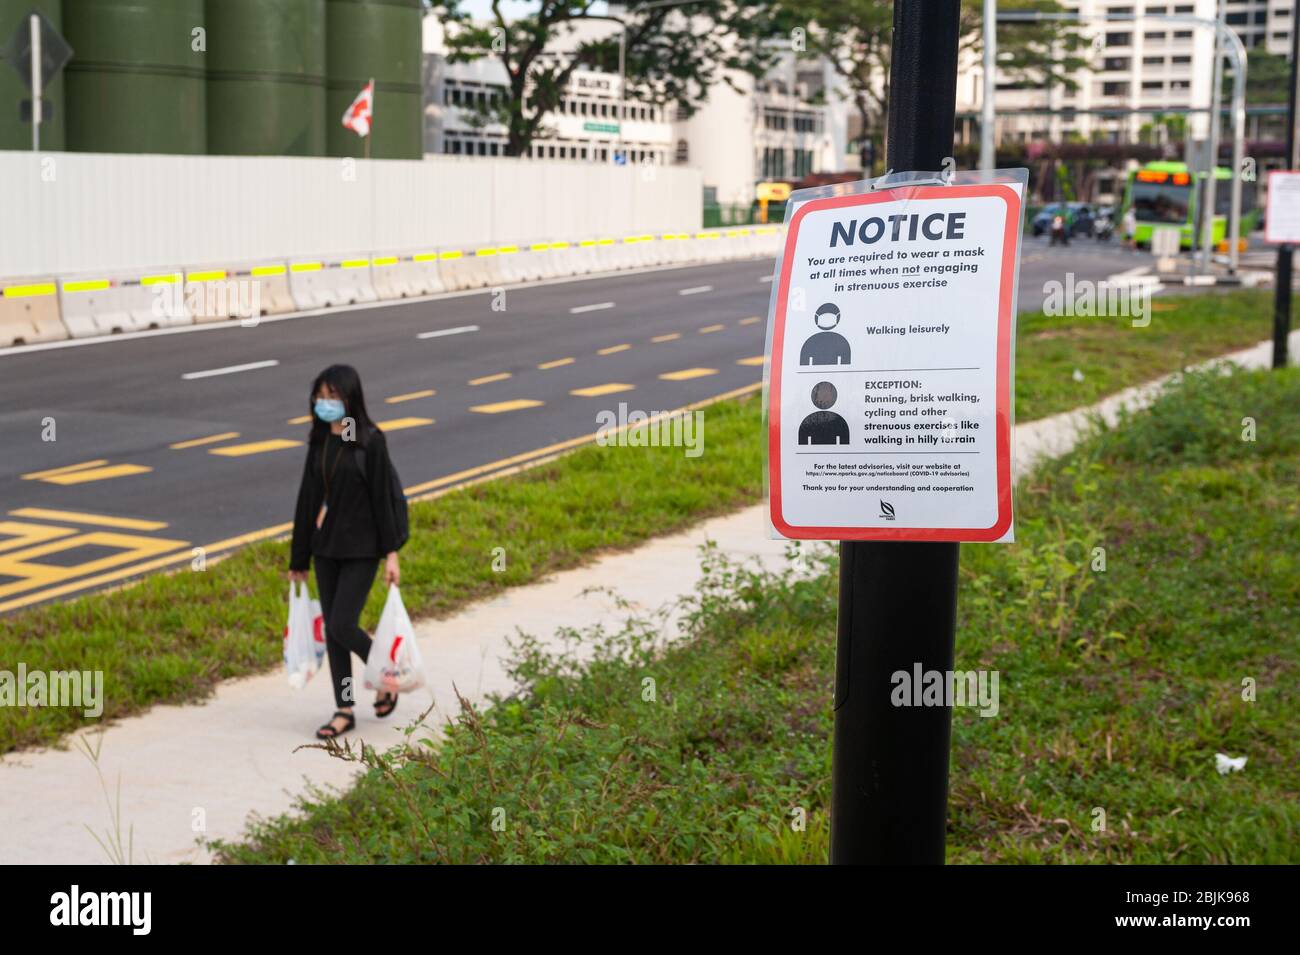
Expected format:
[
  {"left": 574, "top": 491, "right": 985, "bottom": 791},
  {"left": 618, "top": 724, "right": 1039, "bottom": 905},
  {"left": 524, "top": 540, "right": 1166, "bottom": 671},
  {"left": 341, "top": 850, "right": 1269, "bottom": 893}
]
[{"left": 1121, "top": 160, "right": 1260, "bottom": 249}]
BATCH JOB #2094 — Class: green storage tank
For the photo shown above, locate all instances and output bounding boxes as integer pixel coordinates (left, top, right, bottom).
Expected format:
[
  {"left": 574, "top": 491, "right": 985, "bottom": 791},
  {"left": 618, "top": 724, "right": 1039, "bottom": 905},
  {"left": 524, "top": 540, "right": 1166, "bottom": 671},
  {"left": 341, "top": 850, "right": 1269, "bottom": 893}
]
[
  {"left": 206, "top": 0, "right": 326, "bottom": 156},
  {"left": 0, "top": 0, "right": 65, "bottom": 152},
  {"left": 326, "top": 0, "right": 420, "bottom": 160},
  {"left": 63, "top": 0, "right": 206, "bottom": 154}
]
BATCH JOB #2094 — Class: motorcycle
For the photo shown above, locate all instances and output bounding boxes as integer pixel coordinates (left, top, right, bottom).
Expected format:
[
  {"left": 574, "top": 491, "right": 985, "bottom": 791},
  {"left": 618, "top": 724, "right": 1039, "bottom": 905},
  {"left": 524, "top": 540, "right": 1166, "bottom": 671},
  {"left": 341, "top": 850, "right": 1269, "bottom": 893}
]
[
  {"left": 1049, "top": 214, "right": 1070, "bottom": 246},
  {"left": 1093, "top": 214, "right": 1114, "bottom": 242}
]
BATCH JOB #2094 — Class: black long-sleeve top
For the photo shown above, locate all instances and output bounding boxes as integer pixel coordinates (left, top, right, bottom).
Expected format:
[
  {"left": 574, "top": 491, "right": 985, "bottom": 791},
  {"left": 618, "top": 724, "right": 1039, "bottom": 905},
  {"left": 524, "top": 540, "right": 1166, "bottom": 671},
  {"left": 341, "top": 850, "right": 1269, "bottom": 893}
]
[{"left": 289, "top": 427, "right": 399, "bottom": 571}]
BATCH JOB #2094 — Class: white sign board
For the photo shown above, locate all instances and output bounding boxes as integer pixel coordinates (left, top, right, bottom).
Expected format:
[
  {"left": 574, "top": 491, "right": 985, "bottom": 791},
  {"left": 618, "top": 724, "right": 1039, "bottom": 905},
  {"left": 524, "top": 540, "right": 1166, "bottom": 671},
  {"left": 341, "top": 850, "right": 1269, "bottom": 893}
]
[
  {"left": 765, "top": 177, "right": 1023, "bottom": 542},
  {"left": 1265, "top": 171, "right": 1300, "bottom": 244}
]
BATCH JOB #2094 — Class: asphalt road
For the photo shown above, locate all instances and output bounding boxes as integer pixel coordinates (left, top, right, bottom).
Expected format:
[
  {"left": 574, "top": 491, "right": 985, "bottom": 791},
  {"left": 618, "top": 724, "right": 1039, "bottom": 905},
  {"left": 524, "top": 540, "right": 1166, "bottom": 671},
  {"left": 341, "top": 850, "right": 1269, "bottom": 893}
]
[{"left": 0, "top": 241, "right": 1150, "bottom": 612}]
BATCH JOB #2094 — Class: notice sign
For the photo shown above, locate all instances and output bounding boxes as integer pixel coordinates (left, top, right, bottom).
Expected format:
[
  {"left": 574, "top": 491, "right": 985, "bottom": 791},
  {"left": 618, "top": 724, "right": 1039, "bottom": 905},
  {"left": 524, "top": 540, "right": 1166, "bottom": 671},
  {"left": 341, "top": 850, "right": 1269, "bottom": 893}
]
[
  {"left": 765, "top": 176, "right": 1023, "bottom": 542},
  {"left": 1265, "top": 171, "right": 1300, "bottom": 244}
]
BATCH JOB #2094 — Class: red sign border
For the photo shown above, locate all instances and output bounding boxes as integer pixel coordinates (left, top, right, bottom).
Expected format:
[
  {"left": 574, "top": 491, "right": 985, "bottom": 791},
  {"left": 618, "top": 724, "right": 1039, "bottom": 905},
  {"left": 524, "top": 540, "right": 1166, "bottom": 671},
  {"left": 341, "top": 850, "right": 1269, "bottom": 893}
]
[{"left": 767, "top": 183, "right": 1020, "bottom": 542}]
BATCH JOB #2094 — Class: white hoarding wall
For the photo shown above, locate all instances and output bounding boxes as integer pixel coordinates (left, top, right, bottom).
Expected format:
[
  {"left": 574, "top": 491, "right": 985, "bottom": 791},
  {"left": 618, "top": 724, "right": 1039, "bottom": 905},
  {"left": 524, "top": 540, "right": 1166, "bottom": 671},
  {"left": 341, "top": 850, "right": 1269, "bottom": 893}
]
[{"left": 0, "top": 152, "right": 703, "bottom": 278}]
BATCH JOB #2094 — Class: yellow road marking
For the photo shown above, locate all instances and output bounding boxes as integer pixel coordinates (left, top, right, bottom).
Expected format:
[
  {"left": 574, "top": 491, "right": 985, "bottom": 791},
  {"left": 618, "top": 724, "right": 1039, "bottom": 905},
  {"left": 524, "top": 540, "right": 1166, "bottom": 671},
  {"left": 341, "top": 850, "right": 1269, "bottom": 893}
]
[
  {"left": 170, "top": 431, "right": 240, "bottom": 450},
  {"left": 469, "top": 372, "right": 512, "bottom": 386},
  {"left": 21, "top": 460, "right": 108, "bottom": 481},
  {"left": 660, "top": 367, "right": 718, "bottom": 381},
  {"left": 699, "top": 324, "right": 725, "bottom": 334},
  {"left": 0, "top": 521, "right": 78, "bottom": 554},
  {"left": 287, "top": 415, "right": 311, "bottom": 425},
  {"left": 385, "top": 389, "right": 436, "bottom": 403},
  {"left": 736, "top": 356, "right": 766, "bottom": 366},
  {"left": 209, "top": 439, "right": 303, "bottom": 457},
  {"left": 652, "top": 333, "right": 680, "bottom": 343},
  {"left": 9, "top": 508, "right": 168, "bottom": 531},
  {"left": 0, "top": 531, "right": 189, "bottom": 600},
  {"left": 538, "top": 357, "right": 575, "bottom": 370},
  {"left": 739, "top": 316, "right": 762, "bottom": 325},
  {"left": 376, "top": 417, "right": 434, "bottom": 432},
  {"left": 570, "top": 383, "right": 635, "bottom": 397},
  {"left": 28, "top": 464, "right": 152, "bottom": 485},
  {"left": 598, "top": 344, "right": 631, "bottom": 355},
  {"left": 0, "top": 382, "right": 767, "bottom": 612},
  {"left": 469, "top": 399, "right": 544, "bottom": 414}
]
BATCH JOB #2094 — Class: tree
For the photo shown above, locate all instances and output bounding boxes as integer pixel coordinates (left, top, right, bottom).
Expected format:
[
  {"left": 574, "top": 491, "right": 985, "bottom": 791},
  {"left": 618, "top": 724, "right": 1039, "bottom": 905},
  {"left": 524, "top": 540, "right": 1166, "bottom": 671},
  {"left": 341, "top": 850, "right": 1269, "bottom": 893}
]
[
  {"left": 428, "top": 1, "right": 788, "bottom": 157},
  {"left": 763, "top": 0, "right": 1088, "bottom": 171}
]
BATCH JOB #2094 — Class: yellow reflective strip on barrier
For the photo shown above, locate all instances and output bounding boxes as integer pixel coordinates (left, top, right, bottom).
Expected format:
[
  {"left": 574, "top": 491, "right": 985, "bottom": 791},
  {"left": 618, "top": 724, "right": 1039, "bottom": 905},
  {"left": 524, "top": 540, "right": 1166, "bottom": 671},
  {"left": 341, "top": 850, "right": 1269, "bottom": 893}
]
[
  {"left": 141, "top": 273, "right": 181, "bottom": 285},
  {"left": 62, "top": 279, "right": 110, "bottom": 293},
  {"left": 187, "top": 270, "right": 226, "bottom": 282},
  {"left": 439, "top": 250, "right": 463, "bottom": 260},
  {"left": 596, "top": 238, "right": 614, "bottom": 246},
  {"left": 579, "top": 240, "right": 598, "bottom": 247},
  {"left": 413, "top": 253, "right": 438, "bottom": 262},
  {"left": 372, "top": 256, "right": 398, "bottom": 266},
  {"left": 341, "top": 259, "right": 369, "bottom": 269},
  {"left": 2, "top": 282, "right": 57, "bottom": 298},
  {"left": 251, "top": 265, "right": 286, "bottom": 277},
  {"left": 475, "top": 248, "right": 497, "bottom": 257},
  {"left": 497, "top": 245, "right": 518, "bottom": 254},
  {"left": 291, "top": 262, "right": 322, "bottom": 273},
  {"left": 550, "top": 242, "right": 571, "bottom": 250},
  {"left": 530, "top": 243, "right": 550, "bottom": 252}
]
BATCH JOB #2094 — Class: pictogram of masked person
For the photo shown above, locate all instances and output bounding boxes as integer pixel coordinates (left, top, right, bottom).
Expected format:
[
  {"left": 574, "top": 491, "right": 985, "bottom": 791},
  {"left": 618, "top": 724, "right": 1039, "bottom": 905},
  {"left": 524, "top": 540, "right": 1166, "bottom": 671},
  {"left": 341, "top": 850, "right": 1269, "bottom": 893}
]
[
  {"left": 799, "top": 302, "right": 852, "bottom": 366},
  {"left": 798, "top": 381, "right": 850, "bottom": 445}
]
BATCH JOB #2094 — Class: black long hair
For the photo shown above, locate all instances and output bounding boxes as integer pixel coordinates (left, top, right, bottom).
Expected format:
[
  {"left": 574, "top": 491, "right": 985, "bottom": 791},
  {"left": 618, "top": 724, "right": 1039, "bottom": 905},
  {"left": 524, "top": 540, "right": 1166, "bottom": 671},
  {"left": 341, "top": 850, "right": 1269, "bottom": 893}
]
[{"left": 307, "top": 364, "right": 377, "bottom": 448}]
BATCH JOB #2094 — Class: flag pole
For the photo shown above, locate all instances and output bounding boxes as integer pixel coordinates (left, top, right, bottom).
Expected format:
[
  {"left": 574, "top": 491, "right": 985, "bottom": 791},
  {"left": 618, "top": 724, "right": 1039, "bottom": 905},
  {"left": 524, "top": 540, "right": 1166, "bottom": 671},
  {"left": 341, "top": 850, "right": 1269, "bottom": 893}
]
[{"left": 365, "top": 78, "right": 374, "bottom": 160}]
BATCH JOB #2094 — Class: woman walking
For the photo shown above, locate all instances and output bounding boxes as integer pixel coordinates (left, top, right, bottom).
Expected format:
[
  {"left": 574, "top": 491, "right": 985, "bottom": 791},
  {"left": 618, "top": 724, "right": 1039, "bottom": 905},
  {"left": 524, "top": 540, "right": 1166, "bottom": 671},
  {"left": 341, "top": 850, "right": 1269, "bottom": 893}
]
[{"left": 288, "top": 364, "right": 402, "bottom": 739}]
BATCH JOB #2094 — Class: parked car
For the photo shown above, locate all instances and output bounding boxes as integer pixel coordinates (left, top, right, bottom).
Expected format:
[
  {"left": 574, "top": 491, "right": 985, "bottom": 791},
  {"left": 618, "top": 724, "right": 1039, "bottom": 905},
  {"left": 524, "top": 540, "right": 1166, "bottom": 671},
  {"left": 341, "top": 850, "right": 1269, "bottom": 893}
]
[{"left": 1031, "top": 203, "right": 1067, "bottom": 236}]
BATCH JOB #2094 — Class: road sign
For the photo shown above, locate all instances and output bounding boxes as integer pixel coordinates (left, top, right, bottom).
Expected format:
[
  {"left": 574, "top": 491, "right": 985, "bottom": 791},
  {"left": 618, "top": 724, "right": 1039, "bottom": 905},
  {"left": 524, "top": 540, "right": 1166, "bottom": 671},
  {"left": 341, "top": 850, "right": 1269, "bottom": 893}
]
[
  {"left": 1265, "top": 171, "right": 1300, "bottom": 244},
  {"left": 2, "top": 10, "right": 72, "bottom": 93},
  {"left": 757, "top": 181, "right": 792, "bottom": 202},
  {"left": 20, "top": 98, "right": 53, "bottom": 124},
  {"left": 765, "top": 174, "right": 1024, "bottom": 542}
]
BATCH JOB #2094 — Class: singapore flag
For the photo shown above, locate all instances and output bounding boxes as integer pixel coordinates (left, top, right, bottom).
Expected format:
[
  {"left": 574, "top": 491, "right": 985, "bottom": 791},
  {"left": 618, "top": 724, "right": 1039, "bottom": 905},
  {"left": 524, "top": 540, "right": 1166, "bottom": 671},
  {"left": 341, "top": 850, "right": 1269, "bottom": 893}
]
[{"left": 341, "top": 80, "right": 374, "bottom": 138}]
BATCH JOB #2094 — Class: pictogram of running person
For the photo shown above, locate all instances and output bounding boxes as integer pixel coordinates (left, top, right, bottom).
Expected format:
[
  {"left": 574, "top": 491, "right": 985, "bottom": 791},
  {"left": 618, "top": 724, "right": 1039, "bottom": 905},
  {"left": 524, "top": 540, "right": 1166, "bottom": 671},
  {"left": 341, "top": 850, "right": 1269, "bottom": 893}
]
[
  {"left": 798, "top": 381, "right": 850, "bottom": 445},
  {"left": 799, "top": 302, "right": 851, "bottom": 366}
]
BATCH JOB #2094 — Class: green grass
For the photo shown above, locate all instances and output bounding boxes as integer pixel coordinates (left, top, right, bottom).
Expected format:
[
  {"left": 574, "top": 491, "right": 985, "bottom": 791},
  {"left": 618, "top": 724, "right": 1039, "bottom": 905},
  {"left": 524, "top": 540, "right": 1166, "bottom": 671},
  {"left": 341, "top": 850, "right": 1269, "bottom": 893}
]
[
  {"left": 0, "top": 290, "right": 1279, "bottom": 755},
  {"left": 213, "top": 367, "right": 1299, "bottom": 864},
  {"left": 1013, "top": 290, "right": 1275, "bottom": 422}
]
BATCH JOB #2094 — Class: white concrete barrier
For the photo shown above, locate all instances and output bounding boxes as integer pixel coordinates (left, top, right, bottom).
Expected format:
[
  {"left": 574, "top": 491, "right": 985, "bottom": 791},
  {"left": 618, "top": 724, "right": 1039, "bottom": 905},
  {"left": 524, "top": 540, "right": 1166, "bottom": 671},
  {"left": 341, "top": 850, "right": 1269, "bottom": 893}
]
[
  {"left": 58, "top": 271, "right": 190, "bottom": 338},
  {"left": 0, "top": 279, "right": 66, "bottom": 346},
  {"left": 288, "top": 257, "right": 378, "bottom": 309}
]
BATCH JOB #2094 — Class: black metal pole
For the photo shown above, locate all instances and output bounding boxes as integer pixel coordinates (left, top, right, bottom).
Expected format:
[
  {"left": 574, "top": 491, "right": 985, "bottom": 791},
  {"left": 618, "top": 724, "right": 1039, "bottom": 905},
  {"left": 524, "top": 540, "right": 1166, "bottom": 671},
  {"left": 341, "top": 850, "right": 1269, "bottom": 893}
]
[
  {"left": 829, "top": 0, "right": 962, "bottom": 866},
  {"left": 1274, "top": 2, "right": 1300, "bottom": 369}
]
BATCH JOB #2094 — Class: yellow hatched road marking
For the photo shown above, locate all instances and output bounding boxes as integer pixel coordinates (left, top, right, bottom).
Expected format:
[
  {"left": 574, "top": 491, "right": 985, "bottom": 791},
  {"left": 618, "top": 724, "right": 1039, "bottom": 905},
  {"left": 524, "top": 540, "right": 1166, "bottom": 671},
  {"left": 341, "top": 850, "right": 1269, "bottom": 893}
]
[
  {"left": 736, "top": 356, "right": 766, "bottom": 366},
  {"left": 22, "top": 460, "right": 108, "bottom": 480},
  {"left": 209, "top": 439, "right": 303, "bottom": 457},
  {"left": 699, "top": 324, "right": 725, "bottom": 334},
  {"left": 469, "top": 399, "right": 544, "bottom": 414},
  {"left": 385, "top": 389, "right": 436, "bottom": 403},
  {"left": 287, "top": 415, "right": 311, "bottom": 425},
  {"left": 469, "top": 372, "right": 512, "bottom": 386},
  {"left": 651, "top": 333, "right": 680, "bottom": 343},
  {"left": 538, "top": 357, "right": 574, "bottom": 370},
  {"left": 660, "top": 367, "right": 718, "bottom": 381},
  {"left": 598, "top": 344, "right": 631, "bottom": 355},
  {"left": 571, "top": 383, "right": 634, "bottom": 397},
  {"left": 9, "top": 508, "right": 169, "bottom": 531},
  {"left": 0, "top": 521, "right": 78, "bottom": 554},
  {"left": 170, "top": 431, "right": 240, "bottom": 450},
  {"left": 0, "top": 531, "right": 189, "bottom": 599},
  {"left": 376, "top": 417, "right": 434, "bottom": 432}
]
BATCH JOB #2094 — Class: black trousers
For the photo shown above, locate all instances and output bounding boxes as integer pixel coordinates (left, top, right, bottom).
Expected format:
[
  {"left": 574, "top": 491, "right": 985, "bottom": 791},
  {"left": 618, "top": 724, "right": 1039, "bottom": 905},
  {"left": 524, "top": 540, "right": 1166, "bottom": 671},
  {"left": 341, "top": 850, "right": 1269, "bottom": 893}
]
[{"left": 313, "top": 555, "right": 380, "bottom": 709}]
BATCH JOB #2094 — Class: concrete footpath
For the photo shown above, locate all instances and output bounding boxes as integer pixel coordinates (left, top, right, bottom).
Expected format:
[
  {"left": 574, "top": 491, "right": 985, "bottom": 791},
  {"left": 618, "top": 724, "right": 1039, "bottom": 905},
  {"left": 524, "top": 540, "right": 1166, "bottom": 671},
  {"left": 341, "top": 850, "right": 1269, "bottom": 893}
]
[{"left": 1, "top": 332, "right": 1294, "bottom": 864}]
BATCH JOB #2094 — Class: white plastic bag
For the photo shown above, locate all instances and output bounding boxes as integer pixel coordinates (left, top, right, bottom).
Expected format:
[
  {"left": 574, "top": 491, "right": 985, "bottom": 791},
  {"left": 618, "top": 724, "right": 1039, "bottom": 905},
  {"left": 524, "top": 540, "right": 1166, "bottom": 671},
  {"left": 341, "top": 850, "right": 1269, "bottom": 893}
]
[
  {"left": 283, "top": 581, "right": 322, "bottom": 689},
  {"left": 364, "top": 584, "right": 426, "bottom": 693}
]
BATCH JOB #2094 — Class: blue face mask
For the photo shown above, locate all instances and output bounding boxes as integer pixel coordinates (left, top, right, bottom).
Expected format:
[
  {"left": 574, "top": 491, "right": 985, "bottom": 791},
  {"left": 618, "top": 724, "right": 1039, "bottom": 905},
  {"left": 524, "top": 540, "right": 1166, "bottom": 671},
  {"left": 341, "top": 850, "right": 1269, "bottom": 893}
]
[{"left": 314, "top": 398, "right": 346, "bottom": 423}]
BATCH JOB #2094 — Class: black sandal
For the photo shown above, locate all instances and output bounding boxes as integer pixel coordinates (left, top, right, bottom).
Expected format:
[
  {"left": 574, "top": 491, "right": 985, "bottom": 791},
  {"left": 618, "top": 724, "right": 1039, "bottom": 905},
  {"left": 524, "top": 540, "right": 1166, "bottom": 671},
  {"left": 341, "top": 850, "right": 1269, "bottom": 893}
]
[
  {"left": 374, "top": 692, "right": 398, "bottom": 718},
  {"left": 315, "top": 710, "right": 355, "bottom": 739}
]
